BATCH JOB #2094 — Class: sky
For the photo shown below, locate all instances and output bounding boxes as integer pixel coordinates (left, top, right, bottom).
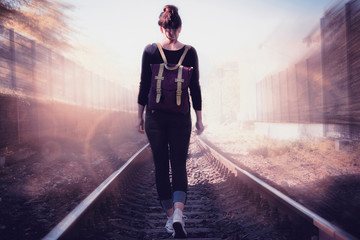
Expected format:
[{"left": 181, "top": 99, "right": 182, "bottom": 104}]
[{"left": 67, "top": 0, "right": 336, "bottom": 89}]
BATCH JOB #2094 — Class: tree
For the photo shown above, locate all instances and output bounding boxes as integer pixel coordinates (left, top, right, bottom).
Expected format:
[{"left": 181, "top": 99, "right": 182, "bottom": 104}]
[{"left": 0, "top": 0, "right": 73, "bottom": 49}]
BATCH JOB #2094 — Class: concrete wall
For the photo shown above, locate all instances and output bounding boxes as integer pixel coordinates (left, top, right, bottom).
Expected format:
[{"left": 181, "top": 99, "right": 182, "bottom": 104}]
[{"left": 254, "top": 122, "right": 326, "bottom": 140}]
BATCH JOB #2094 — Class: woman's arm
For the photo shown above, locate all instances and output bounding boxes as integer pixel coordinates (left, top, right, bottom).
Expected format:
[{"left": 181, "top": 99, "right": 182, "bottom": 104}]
[
  {"left": 138, "top": 45, "right": 153, "bottom": 106},
  {"left": 188, "top": 48, "right": 202, "bottom": 111},
  {"left": 137, "top": 45, "right": 154, "bottom": 134},
  {"left": 188, "top": 48, "right": 204, "bottom": 135}
]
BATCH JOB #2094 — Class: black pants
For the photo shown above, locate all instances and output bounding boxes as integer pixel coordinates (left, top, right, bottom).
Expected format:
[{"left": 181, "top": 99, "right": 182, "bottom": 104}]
[{"left": 145, "top": 110, "right": 191, "bottom": 203}]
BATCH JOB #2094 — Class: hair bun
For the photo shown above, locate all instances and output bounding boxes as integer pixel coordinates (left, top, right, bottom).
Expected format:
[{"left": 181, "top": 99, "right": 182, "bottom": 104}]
[
  {"left": 158, "top": 5, "right": 181, "bottom": 29},
  {"left": 163, "top": 5, "right": 177, "bottom": 15}
]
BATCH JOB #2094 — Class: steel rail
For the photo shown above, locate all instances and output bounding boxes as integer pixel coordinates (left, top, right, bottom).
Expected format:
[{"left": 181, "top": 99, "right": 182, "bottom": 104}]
[
  {"left": 43, "top": 138, "right": 358, "bottom": 240},
  {"left": 42, "top": 143, "right": 151, "bottom": 240},
  {"left": 198, "top": 137, "right": 358, "bottom": 240}
]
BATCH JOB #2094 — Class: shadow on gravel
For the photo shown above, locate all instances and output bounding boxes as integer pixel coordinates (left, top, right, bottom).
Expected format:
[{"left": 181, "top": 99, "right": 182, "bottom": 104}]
[{"left": 303, "top": 174, "right": 360, "bottom": 239}]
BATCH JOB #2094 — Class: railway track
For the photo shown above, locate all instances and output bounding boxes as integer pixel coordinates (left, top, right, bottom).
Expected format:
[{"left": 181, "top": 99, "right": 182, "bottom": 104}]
[{"left": 43, "top": 137, "right": 358, "bottom": 240}]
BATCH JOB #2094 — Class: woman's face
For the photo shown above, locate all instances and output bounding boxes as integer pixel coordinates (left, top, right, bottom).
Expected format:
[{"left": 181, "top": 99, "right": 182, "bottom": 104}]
[{"left": 161, "top": 27, "right": 181, "bottom": 41}]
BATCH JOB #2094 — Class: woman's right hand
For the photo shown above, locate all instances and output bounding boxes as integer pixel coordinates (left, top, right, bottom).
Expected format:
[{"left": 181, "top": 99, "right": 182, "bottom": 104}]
[
  {"left": 137, "top": 104, "right": 145, "bottom": 134},
  {"left": 137, "top": 117, "right": 145, "bottom": 134}
]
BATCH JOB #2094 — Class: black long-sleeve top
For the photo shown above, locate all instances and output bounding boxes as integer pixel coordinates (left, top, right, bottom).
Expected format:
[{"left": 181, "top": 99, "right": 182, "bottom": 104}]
[{"left": 137, "top": 43, "right": 202, "bottom": 111}]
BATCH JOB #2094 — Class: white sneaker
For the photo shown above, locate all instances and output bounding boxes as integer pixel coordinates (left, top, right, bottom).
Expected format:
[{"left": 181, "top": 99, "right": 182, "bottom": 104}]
[
  {"left": 172, "top": 208, "right": 187, "bottom": 238},
  {"left": 165, "top": 216, "right": 174, "bottom": 233}
]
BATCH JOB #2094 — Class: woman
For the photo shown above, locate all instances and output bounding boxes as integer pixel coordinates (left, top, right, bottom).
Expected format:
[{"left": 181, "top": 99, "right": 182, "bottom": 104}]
[{"left": 136, "top": 5, "right": 204, "bottom": 238}]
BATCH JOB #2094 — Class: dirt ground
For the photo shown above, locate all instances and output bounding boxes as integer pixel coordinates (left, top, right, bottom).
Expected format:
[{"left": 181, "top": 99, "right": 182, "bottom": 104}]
[
  {"left": 202, "top": 122, "right": 360, "bottom": 239},
  {"left": 0, "top": 127, "right": 148, "bottom": 240}
]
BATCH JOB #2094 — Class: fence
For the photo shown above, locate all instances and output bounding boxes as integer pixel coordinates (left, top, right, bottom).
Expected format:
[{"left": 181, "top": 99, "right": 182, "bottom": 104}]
[
  {"left": 0, "top": 25, "right": 136, "bottom": 111},
  {"left": 0, "top": 25, "right": 140, "bottom": 148},
  {"left": 256, "top": 0, "right": 360, "bottom": 128},
  {"left": 256, "top": 53, "right": 323, "bottom": 124}
]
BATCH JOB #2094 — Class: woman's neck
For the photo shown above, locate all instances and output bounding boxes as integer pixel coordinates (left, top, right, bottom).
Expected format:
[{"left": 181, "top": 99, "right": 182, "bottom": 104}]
[{"left": 161, "top": 39, "right": 184, "bottom": 51}]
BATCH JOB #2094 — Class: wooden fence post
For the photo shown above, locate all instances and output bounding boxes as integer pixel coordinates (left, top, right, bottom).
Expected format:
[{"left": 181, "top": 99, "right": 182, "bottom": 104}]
[
  {"left": 9, "top": 29, "right": 16, "bottom": 90},
  {"left": 306, "top": 59, "right": 312, "bottom": 122},
  {"left": 90, "top": 72, "right": 94, "bottom": 109},
  {"left": 286, "top": 69, "right": 290, "bottom": 122},
  {"left": 48, "top": 49, "right": 53, "bottom": 99},
  {"left": 263, "top": 78, "right": 267, "bottom": 122},
  {"left": 31, "top": 40, "right": 36, "bottom": 86},
  {"left": 295, "top": 64, "right": 300, "bottom": 123}
]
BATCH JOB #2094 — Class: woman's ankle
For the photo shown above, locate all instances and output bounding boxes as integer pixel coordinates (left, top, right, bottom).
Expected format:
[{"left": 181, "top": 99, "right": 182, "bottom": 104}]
[
  {"left": 166, "top": 207, "right": 174, "bottom": 217},
  {"left": 174, "top": 202, "right": 185, "bottom": 211}
]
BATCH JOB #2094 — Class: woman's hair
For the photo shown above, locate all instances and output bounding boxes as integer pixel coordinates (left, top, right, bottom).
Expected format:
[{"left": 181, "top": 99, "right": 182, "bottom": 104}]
[{"left": 158, "top": 5, "right": 182, "bottom": 29}]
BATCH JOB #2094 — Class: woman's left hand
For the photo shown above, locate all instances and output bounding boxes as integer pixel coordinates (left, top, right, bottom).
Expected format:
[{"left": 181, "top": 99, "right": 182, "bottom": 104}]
[{"left": 195, "top": 121, "right": 204, "bottom": 135}]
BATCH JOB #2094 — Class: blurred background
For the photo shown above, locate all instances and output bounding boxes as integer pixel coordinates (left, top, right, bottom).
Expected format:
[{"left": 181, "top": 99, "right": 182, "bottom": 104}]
[
  {"left": 2, "top": 0, "right": 354, "bottom": 141},
  {"left": 1, "top": 0, "right": 360, "bottom": 239}
]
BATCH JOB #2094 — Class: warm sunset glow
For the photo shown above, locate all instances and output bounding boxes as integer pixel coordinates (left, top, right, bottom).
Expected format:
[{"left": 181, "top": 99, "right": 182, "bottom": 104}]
[
  {"left": 1, "top": 2, "right": 359, "bottom": 240},
  {"left": 68, "top": 0, "right": 335, "bottom": 128}
]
